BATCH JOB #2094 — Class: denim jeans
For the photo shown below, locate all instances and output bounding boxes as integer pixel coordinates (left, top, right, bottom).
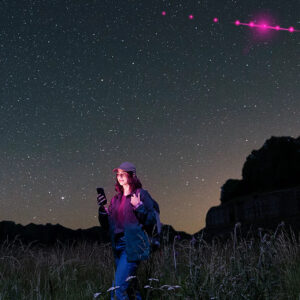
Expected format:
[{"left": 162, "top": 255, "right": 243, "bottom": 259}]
[{"left": 111, "top": 236, "right": 142, "bottom": 300}]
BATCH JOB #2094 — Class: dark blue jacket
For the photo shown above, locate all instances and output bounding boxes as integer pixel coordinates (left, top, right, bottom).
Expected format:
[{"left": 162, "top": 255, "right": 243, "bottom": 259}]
[{"left": 98, "top": 188, "right": 157, "bottom": 262}]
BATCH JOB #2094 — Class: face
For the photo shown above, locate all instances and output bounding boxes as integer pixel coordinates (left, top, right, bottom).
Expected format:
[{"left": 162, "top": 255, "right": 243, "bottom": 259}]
[{"left": 116, "top": 169, "right": 130, "bottom": 186}]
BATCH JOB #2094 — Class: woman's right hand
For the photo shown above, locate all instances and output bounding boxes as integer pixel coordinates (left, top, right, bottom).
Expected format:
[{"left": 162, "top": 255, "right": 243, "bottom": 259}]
[{"left": 97, "top": 194, "right": 107, "bottom": 206}]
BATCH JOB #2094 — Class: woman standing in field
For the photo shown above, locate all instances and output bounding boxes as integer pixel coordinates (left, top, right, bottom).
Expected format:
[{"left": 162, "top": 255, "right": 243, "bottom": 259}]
[{"left": 97, "top": 162, "right": 158, "bottom": 300}]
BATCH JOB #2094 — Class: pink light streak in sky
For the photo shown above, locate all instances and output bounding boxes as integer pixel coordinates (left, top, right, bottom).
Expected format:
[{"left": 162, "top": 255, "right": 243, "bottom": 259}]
[
  {"left": 234, "top": 20, "right": 299, "bottom": 32},
  {"left": 160, "top": 12, "right": 299, "bottom": 33}
]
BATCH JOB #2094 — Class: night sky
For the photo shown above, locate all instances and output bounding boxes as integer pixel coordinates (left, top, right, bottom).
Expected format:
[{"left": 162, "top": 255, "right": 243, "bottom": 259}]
[{"left": 0, "top": 0, "right": 299, "bottom": 234}]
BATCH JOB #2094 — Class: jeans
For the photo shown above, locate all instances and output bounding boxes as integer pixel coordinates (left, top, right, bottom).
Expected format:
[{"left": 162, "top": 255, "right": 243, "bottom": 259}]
[{"left": 111, "top": 236, "right": 142, "bottom": 300}]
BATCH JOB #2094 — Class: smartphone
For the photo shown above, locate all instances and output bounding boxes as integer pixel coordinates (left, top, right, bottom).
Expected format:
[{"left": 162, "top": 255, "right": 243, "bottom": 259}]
[{"left": 96, "top": 187, "right": 107, "bottom": 205}]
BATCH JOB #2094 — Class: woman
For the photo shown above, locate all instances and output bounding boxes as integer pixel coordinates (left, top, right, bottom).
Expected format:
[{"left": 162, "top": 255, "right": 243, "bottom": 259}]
[{"left": 97, "top": 162, "right": 157, "bottom": 300}]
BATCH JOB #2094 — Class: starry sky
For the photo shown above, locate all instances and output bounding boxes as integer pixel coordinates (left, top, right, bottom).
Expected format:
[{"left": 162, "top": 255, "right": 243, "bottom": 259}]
[{"left": 0, "top": 0, "right": 299, "bottom": 234}]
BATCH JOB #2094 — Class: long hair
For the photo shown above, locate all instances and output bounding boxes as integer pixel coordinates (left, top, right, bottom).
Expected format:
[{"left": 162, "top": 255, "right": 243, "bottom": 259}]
[{"left": 114, "top": 171, "right": 142, "bottom": 194}]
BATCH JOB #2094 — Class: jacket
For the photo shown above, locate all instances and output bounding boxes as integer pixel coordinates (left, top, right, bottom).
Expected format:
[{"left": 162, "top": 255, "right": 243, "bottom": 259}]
[{"left": 98, "top": 188, "right": 157, "bottom": 261}]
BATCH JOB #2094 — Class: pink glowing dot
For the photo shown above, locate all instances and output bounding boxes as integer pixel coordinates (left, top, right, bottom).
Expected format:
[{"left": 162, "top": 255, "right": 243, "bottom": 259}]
[
  {"left": 235, "top": 20, "right": 240, "bottom": 26},
  {"left": 189, "top": 14, "right": 194, "bottom": 20},
  {"left": 289, "top": 26, "right": 294, "bottom": 32},
  {"left": 249, "top": 22, "right": 254, "bottom": 27},
  {"left": 213, "top": 17, "right": 218, "bottom": 23},
  {"left": 162, "top": 11, "right": 166, "bottom": 16},
  {"left": 275, "top": 25, "right": 280, "bottom": 30},
  {"left": 262, "top": 24, "right": 267, "bottom": 28}
]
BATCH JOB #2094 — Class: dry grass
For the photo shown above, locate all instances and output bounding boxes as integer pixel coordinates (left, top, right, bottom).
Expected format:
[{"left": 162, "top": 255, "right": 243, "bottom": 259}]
[{"left": 0, "top": 225, "right": 299, "bottom": 299}]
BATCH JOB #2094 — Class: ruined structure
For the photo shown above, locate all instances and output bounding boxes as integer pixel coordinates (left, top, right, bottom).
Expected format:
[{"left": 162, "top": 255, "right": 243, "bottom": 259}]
[
  {"left": 206, "top": 186, "right": 300, "bottom": 230},
  {"left": 201, "top": 136, "right": 300, "bottom": 238}
]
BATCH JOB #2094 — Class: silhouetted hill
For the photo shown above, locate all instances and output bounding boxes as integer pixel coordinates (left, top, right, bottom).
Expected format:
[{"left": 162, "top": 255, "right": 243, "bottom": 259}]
[
  {"left": 0, "top": 221, "right": 109, "bottom": 246},
  {"left": 0, "top": 221, "right": 191, "bottom": 246}
]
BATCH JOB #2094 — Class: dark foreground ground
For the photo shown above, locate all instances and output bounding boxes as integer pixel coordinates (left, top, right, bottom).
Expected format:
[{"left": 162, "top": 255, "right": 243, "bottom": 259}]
[{"left": 0, "top": 226, "right": 299, "bottom": 300}]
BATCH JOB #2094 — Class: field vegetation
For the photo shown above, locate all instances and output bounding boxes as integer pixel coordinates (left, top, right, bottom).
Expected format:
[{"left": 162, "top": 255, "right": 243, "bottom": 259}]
[{"left": 0, "top": 224, "right": 299, "bottom": 299}]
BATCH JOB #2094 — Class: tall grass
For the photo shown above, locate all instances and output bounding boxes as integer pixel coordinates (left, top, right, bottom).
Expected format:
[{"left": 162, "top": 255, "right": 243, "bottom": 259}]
[{"left": 0, "top": 225, "right": 299, "bottom": 299}]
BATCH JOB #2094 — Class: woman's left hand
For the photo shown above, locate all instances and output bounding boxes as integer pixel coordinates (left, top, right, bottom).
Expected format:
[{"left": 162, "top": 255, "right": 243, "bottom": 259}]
[{"left": 131, "top": 192, "right": 142, "bottom": 208}]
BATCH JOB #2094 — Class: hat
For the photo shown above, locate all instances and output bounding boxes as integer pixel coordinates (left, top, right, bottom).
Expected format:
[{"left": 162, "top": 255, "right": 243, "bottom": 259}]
[{"left": 113, "top": 162, "right": 136, "bottom": 174}]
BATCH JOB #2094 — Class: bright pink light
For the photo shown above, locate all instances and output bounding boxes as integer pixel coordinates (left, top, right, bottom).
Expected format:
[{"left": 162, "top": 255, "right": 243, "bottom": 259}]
[
  {"left": 189, "top": 14, "right": 194, "bottom": 20},
  {"left": 162, "top": 11, "right": 166, "bottom": 16},
  {"left": 232, "top": 20, "right": 299, "bottom": 33},
  {"left": 213, "top": 17, "right": 218, "bottom": 23}
]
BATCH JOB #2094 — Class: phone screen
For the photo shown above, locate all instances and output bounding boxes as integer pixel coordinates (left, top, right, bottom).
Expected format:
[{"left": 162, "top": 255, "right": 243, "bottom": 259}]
[{"left": 97, "top": 187, "right": 105, "bottom": 195}]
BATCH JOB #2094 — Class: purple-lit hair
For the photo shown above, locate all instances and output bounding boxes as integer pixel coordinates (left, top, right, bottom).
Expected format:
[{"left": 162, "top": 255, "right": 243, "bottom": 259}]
[{"left": 114, "top": 171, "right": 142, "bottom": 194}]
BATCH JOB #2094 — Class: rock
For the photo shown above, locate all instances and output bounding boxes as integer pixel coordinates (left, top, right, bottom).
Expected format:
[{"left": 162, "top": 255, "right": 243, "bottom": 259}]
[
  {"left": 221, "top": 136, "right": 300, "bottom": 204},
  {"left": 198, "top": 135, "right": 300, "bottom": 240}
]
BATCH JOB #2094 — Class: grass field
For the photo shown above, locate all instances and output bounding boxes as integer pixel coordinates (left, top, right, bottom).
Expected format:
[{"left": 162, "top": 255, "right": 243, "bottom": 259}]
[{"left": 0, "top": 225, "right": 299, "bottom": 299}]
